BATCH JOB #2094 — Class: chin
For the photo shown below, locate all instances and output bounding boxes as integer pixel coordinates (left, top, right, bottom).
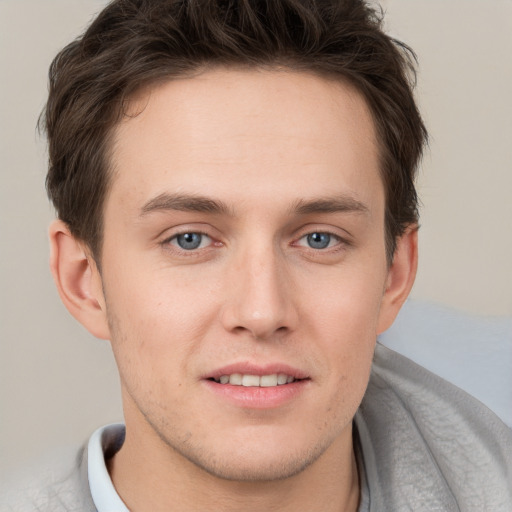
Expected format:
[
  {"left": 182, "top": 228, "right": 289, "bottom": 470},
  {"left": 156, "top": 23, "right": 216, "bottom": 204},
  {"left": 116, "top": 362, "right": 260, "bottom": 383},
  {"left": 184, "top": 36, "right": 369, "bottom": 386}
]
[
  {"left": 182, "top": 446, "right": 322, "bottom": 482},
  {"left": 166, "top": 429, "right": 338, "bottom": 483}
]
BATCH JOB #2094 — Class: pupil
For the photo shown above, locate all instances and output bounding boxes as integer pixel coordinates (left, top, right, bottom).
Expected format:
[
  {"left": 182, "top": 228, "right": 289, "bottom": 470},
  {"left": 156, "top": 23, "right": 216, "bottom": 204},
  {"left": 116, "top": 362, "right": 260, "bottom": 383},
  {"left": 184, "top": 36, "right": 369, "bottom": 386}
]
[
  {"left": 307, "top": 232, "right": 330, "bottom": 249},
  {"left": 177, "top": 233, "right": 202, "bottom": 250}
]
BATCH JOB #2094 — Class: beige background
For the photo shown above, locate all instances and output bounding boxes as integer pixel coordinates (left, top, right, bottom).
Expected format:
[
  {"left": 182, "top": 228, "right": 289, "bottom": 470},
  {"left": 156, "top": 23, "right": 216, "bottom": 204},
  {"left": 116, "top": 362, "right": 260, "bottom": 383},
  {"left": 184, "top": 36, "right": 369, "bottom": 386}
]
[{"left": 1, "top": 0, "right": 511, "bottom": 477}]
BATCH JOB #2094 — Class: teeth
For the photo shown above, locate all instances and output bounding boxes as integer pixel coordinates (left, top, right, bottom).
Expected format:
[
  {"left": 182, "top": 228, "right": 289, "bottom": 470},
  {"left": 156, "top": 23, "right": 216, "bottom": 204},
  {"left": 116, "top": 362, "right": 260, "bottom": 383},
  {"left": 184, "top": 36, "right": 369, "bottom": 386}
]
[
  {"left": 277, "top": 373, "right": 288, "bottom": 385},
  {"left": 242, "top": 375, "right": 260, "bottom": 387},
  {"left": 215, "top": 373, "right": 298, "bottom": 387},
  {"left": 229, "top": 373, "right": 243, "bottom": 385},
  {"left": 260, "top": 374, "right": 278, "bottom": 387}
]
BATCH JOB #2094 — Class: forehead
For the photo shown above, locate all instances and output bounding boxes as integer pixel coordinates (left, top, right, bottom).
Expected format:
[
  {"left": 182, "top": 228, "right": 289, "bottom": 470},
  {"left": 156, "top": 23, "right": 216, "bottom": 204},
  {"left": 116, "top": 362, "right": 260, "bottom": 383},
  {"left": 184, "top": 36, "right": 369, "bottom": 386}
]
[{"left": 109, "top": 68, "right": 381, "bottom": 214}]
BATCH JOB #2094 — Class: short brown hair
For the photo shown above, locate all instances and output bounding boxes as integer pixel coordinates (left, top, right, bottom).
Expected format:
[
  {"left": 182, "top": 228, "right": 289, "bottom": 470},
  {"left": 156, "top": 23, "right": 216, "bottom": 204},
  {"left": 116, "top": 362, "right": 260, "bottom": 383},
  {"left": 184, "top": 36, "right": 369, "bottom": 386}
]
[{"left": 43, "top": 0, "right": 427, "bottom": 262}]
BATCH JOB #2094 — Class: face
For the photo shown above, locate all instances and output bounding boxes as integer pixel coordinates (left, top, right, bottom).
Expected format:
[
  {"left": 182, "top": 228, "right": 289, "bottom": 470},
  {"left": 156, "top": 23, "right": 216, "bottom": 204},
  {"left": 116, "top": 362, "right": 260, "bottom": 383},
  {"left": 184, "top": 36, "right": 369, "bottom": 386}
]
[{"left": 97, "top": 69, "right": 394, "bottom": 481}]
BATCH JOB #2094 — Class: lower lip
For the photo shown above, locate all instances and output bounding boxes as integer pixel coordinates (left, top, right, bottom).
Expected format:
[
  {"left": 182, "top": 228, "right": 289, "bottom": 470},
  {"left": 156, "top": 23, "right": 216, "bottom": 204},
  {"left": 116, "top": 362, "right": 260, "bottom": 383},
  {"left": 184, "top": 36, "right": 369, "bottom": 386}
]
[{"left": 202, "top": 379, "right": 309, "bottom": 409}]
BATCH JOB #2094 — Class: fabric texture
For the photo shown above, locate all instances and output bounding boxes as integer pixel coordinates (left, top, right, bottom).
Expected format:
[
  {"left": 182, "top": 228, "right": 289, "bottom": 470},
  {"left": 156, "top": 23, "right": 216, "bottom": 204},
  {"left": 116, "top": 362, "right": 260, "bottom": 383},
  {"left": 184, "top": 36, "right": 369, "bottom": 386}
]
[
  {"left": 2, "top": 344, "right": 510, "bottom": 511},
  {"left": 355, "top": 343, "right": 512, "bottom": 511},
  {"left": 0, "top": 446, "right": 96, "bottom": 512}
]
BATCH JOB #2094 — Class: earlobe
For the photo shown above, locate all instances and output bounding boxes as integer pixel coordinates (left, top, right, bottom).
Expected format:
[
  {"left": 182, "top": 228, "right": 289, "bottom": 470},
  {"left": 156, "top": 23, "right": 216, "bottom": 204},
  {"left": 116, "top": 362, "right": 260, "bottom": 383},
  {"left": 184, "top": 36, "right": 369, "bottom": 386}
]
[
  {"left": 377, "top": 226, "right": 418, "bottom": 334},
  {"left": 49, "top": 220, "right": 111, "bottom": 340}
]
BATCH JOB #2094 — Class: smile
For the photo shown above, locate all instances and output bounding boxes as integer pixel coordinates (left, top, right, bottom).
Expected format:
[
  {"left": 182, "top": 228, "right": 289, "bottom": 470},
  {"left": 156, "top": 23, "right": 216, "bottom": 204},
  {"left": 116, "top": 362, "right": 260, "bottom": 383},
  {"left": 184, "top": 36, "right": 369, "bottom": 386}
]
[
  {"left": 212, "top": 373, "right": 297, "bottom": 387},
  {"left": 204, "top": 365, "right": 310, "bottom": 408}
]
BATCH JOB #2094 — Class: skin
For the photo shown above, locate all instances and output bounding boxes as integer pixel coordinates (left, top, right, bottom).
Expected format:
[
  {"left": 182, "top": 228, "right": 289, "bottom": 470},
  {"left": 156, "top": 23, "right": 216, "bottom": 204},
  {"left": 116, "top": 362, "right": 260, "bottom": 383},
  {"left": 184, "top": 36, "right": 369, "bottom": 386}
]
[{"left": 50, "top": 68, "right": 417, "bottom": 512}]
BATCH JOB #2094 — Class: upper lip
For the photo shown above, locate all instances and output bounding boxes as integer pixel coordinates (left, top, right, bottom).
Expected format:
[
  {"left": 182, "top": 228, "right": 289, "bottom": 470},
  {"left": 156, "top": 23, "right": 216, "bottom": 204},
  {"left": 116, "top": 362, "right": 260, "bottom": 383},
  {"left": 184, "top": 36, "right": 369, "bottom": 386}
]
[{"left": 204, "top": 362, "right": 309, "bottom": 380}]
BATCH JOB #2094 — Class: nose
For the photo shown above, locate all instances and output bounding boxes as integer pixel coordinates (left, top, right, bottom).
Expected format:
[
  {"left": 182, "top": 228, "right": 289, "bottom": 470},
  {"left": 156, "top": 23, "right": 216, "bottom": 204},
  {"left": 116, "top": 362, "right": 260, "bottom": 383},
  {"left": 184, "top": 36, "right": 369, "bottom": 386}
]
[{"left": 221, "top": 247, "right": 298, "bottom": 340}]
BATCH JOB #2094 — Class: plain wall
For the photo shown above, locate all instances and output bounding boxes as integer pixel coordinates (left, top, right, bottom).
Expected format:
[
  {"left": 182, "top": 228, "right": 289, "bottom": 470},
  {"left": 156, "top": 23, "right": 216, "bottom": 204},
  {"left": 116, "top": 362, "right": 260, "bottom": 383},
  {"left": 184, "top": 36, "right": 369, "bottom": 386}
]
[{"left": 1, "top": 0, "right": 511, "bottom": 477}]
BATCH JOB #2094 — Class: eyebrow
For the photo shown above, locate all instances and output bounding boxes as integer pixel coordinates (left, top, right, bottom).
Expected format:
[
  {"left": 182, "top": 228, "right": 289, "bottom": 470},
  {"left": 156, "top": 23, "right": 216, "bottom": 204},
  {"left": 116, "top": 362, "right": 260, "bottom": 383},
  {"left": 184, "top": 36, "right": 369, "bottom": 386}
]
[
  {"left": 140, "top": 192, "right": 369, "bottom": 218},
  {"left": 140, "top": 193, "right": 232, "bottom": 216},
  {"left": 291, "top": 196, "right": 370, "bottom": 216}
]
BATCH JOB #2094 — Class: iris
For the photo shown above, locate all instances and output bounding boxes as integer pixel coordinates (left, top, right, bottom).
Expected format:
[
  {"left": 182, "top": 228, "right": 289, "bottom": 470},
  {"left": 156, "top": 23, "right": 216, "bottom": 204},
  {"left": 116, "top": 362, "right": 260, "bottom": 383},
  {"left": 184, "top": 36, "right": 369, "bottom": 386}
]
[
  {"left": 176, "top": 233, "right": 203, "bottom": 250},
  {"left": 307, "top": 232, "right": 331, "bottom": 249}
]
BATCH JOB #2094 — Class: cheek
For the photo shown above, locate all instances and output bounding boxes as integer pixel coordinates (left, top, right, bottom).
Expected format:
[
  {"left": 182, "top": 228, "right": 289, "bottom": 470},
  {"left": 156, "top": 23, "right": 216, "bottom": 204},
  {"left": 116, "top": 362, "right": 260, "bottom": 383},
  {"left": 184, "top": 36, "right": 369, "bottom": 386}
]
[
  {"left": 304, "top": 263, "right": 385, "bottom": 400},
  {"left": 103, "top": 264, "right": 221, "bottom": 389},
  {"left": 304, "top": 257, "right": 386, "bottom": 343},
  {"left": 106, "top": 260, "right": 218, "bottom": 333}
]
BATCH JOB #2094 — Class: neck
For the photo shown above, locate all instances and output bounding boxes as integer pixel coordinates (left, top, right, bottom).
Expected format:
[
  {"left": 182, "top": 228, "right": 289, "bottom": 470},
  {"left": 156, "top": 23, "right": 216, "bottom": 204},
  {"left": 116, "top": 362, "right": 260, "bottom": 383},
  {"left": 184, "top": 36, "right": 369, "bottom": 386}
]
[{"left": 108, "top": 422, "right": 360, "bottom": 512}]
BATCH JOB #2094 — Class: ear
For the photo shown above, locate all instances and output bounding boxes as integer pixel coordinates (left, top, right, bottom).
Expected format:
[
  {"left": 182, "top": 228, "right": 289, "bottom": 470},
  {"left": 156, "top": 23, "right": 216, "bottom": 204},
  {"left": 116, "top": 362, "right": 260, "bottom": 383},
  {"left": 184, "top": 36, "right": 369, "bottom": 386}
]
[
  {"left": 49, "top": 220, "right": 111, "bottom": 340},
  {"left": 377, "top": 226, "right": 418, "bottom": 334}
]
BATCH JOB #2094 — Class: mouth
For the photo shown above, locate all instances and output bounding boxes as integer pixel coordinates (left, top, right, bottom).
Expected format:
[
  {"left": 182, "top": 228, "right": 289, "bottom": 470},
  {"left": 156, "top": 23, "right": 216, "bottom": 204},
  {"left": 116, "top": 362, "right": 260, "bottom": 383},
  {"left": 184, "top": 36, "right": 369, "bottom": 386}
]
[
  {"left": 209, "top": 373, "right": 301, "bottom": 387},
  {"left": 203, "top": 365, "right": 310, "bottom": 409}
]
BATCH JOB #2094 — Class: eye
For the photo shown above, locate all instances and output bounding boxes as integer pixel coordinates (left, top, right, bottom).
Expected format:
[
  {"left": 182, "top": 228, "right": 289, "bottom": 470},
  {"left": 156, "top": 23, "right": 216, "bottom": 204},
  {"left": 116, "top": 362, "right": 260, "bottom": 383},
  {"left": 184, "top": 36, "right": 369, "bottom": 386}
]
[
  {"left": 297, "top": 232, "right": 340, "bottom": 250},
  {"left": 169, "top": 232, "right": 212, "bottom": 251}
]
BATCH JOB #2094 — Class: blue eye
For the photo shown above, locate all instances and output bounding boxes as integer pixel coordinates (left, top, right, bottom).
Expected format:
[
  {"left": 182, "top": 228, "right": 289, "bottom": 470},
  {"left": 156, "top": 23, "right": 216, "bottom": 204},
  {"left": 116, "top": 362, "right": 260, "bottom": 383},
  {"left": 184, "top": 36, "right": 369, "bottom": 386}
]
[
  {"left": 171, "top": 232, "right": 210, "bottom": 250},
  {"left": 306, "top": 232, "right": 332, "bottom": 249},
  {"left": 295, "top": 232, "right": 340, "bottom": 250}
]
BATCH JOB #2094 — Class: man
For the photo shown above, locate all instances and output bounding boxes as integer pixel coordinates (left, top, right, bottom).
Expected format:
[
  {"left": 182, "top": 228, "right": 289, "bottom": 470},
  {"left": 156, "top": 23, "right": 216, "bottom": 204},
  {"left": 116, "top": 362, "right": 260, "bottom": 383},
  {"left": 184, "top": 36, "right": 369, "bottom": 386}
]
[{"left": 3, "top": 0, "right": 511, "bottom": 511}]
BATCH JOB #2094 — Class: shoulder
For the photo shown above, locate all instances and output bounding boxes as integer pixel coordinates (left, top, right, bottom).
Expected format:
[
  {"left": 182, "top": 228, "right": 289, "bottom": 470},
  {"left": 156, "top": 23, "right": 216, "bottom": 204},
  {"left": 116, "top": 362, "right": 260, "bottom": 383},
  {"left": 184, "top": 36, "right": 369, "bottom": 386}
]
[
  {"left": 355, "top": 343, "right": 512, "bottom": 512},
  {"left": 0, "top": 445, "right": 96, "bottom": 512}
]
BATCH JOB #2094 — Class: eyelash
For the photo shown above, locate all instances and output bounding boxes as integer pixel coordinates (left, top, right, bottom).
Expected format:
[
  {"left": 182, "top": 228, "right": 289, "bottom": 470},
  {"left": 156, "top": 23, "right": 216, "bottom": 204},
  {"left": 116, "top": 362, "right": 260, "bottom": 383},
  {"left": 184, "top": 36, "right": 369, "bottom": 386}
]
[
  {"left": 162, "top": 231, "right": 217, "bottom": 253},
  {"left": 294, "top": 232, "right": 345, "bottom": 251}
]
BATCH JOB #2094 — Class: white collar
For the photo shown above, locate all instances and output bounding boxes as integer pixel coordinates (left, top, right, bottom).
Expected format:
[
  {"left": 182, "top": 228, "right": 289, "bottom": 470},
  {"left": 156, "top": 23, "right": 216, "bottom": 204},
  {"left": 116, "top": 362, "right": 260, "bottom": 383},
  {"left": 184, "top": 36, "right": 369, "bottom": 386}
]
[{"left": 87, "top": 423, "right": 130, "bottom": 512}]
